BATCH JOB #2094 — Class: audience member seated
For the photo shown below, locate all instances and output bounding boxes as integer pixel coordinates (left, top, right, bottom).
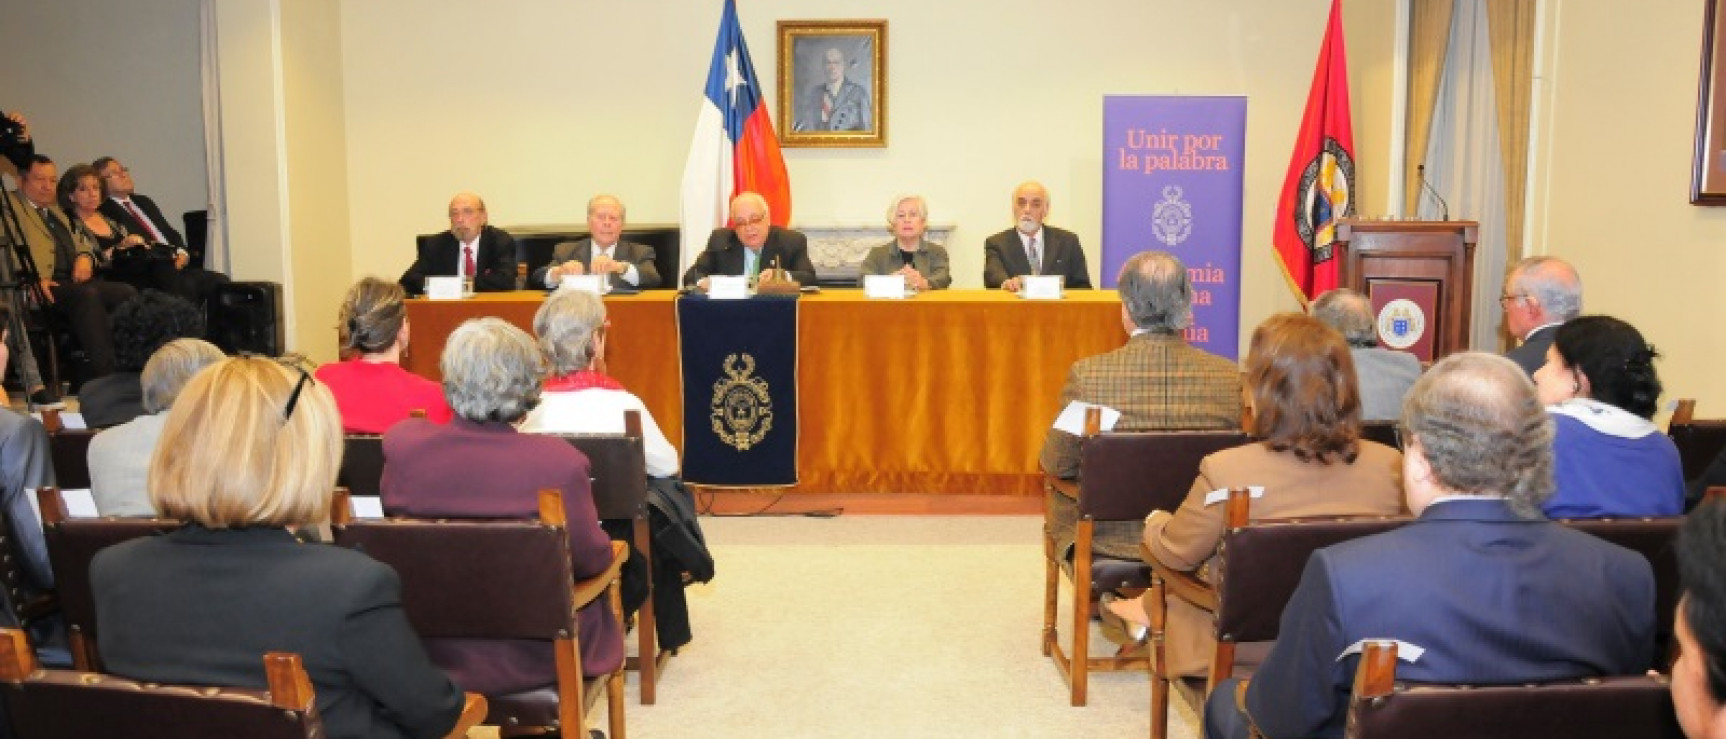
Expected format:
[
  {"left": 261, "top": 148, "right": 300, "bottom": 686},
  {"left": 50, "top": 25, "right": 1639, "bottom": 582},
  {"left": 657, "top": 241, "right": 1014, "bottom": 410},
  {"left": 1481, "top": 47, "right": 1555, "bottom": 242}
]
[
  {"left": 381, "top": 317, "right": 622, "bottom": 694},
  {"left": 1041, "top": 250, "right": 1242, "bottom": 561},
  {"left": 522, "top": 289, "right": 678, "bottom": 476},
  {"left": 398, "top": 192, "right": 517, "bottom": 295},
  {"left": 87, "top": 338, "right": 223, "bottom": 517},
  {"left": 857, "top": 194, "right": 951, "bottom": 290},
  {"left": 532, "top": 194, "right": 662, "bottom": 290},
  {"left": 1310, "top": 288, "right": 1420, "bottom": 421},
  {"left": 983, "top": 181, "right": 1092, "bottom": 291},
  {"left": 682, "top": 191, "right": 817, "bottom": 288},
  {"left": 91, "top": 355, "right": 466, "bottom": 739},
  {"left": 1533, "top": 315, "right": 1683, "bottom": 518},
  {"left": 0, "top": 301, "right": 55, "bottom": 596},
  {"left": 93, "top": 156, "right": 228, "bottom": 305},
  {"left": 1204, "top": 352, "right": 1656, "bottom": 739},
  {"left": 77, "top": 290, "right": 206, "bottom": 429},
  {"left": 59, "top": 163, "right": 178, "bottom": 297},
  {"left": 315, "top": 277, "right": 452, "bottom": 433},
  {"left": 1673, "top": 500, "right": 1726, "bottom": 739},
  {"left": 1102, "top": 313, "right": 1406, "bottom": 667}
]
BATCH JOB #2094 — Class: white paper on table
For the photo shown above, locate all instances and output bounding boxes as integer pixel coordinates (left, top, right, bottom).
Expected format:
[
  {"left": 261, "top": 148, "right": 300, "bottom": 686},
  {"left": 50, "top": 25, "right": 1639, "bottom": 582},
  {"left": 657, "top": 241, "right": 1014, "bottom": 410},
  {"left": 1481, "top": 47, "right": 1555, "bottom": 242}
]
[
  {"left": 425, "top": 276, "right": 465, "bottom": 300},
  {"left": 707, "top": 275, "right": 750, "bottom": 300},
  {"left": 863, "top": 274, "right": 908, "bottom": 299},
  {"left": 350, "top": 496, "right": 385, "bottom": 519},
  {"left": 1019, "top": 275, "right": 1064, "bottom": 300},
  {"left": 559, "top": 274, "right": 607, "bottom": 295},
  {"left": 1051, "top": 401, "right": 1122, "bottom": 435},
  {"left": 29, "top": 412, "right": 85, "bottom": 429}
]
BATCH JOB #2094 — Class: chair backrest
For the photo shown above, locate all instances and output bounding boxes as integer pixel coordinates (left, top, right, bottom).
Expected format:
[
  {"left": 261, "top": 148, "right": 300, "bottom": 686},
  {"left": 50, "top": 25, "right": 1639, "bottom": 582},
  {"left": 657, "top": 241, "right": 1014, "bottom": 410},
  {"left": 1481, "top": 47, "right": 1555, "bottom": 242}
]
[
  {"left": 331, "top": 491, "right": 575, "bottom": 640},
  {"left": 337, "top": 435, "right": 385, "bottom": 496},
  {"left": 1359, "top": 420, "right": 1400, "bottom": 451},
  {"left": 1346, "top": 640, "right": 1682, "bottom": 739},
  {"left": 37, "top": 488, "right": 182, "bottom": 670},
  {"left": 1667, "top": 400, "right": 1726, "bottom": 481},
  {"left": 1213, "top": 516, "right": 1407, "bottom": 644},
  {"left": 48, "top": 428, "right": 96, "bottom": 490},
  {"left": 558, "top": 410, "right": 647, "bottom": 521},
  {"left": 1076, "top": 430, "right": 1249, "bottom": 520},
  {"left": 1561, "top": 517, "right": 1682, "bottom": 662},
  {"left": 0, "top": 627, "right": 321, "bottom": 739}
]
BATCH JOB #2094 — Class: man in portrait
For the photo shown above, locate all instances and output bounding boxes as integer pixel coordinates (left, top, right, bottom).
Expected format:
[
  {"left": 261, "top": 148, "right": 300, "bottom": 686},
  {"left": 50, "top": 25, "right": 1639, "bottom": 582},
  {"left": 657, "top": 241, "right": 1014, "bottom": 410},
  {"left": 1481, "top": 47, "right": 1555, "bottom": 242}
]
[{"left": 795, "top": 45, "right": 871, "bottom": 132}]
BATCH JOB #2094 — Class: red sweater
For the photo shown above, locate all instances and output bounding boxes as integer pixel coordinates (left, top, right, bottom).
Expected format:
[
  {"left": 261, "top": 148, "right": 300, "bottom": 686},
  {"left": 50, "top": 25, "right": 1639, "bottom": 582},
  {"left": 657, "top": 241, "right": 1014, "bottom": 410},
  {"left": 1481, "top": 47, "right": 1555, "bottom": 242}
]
[{"left": 314, "top": 359, "right": 453, "bottom": 434}]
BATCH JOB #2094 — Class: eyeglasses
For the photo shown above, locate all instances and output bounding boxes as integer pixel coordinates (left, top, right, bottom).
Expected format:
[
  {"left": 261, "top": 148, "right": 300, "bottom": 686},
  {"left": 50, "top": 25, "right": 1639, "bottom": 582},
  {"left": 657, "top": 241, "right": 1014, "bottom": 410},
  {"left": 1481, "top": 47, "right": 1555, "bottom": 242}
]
[
  {"left": 731, "top": 213, "right": 767, "bottom": 228},
  {"left": 1392, "top": 425, "right": 1410, "bottom": 451},
  {"left": 240, "top": 353, "right": 316, "bottom": 421},
  {"left": 101, "top": 167, "right": 129, "bottom": 178},
  {"left": 283, "top": 369, "right": 313, "bottom": 421},
  {"left": 1498, "top": 293, "right": 1528, "bottom": 306}
]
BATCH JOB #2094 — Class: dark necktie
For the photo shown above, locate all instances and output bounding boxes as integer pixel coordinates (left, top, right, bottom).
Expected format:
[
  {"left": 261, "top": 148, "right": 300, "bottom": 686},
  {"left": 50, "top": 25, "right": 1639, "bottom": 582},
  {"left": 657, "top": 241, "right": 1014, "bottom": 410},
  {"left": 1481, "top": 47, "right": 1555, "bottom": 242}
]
[
  {"left": 122, "top": 200, "right": 167, "bottom": 243},
  {"left": 1027, "top": 236, "right": 1041, "bottom": 276}
]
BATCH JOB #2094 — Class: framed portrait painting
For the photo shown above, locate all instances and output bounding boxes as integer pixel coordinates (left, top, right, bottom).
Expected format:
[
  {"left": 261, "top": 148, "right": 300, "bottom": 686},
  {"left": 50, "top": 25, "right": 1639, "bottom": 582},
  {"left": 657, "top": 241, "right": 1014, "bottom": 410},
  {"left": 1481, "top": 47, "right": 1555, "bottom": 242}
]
[
  {"left": 777, "top": 20, "right": 887, "bottom": 148},
  {"left": 1694, "top": 0, "right": 1726, "bottom": 203}
]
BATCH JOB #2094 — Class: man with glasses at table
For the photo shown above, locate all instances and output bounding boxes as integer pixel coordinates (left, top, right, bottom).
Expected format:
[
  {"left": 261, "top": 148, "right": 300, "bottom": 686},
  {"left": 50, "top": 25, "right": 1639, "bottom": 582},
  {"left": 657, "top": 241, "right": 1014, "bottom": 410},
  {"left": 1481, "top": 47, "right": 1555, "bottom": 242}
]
[
  {"left": 1500, "top": 255, "right": 1582, "bottom": 376},
  {"left": 399, "top": 192, "right": 518, "bottom": 296},
  {"left": 682, "top": 191, "right": 816, "bottom": 290}
]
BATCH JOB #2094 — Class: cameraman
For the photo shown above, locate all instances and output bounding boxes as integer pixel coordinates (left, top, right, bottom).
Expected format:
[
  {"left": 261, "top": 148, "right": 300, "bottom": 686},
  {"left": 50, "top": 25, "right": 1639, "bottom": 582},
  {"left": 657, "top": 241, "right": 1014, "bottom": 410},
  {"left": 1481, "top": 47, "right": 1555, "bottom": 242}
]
[{"left": 0, "top": 112, "right": 33, "bottom": 174}]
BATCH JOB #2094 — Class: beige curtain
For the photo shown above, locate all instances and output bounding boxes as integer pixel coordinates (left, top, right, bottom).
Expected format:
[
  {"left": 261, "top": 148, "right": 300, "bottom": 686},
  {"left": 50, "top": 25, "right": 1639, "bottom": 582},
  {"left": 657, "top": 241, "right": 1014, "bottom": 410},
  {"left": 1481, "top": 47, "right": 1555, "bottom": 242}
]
[
  {"left": 1487, "top": 0, "right": 1536, "bottom": 261},
  {"left": 1404, "top": 0, "right": 1454, "bottom": 214}
]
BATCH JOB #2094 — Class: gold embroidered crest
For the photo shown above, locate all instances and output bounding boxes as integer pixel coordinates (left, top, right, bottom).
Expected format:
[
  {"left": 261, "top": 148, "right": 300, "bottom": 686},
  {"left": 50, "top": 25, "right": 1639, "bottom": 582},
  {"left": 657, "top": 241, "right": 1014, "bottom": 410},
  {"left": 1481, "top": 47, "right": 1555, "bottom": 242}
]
[{"left": 710, "top": 353, "right": 774, "bottom": 451}]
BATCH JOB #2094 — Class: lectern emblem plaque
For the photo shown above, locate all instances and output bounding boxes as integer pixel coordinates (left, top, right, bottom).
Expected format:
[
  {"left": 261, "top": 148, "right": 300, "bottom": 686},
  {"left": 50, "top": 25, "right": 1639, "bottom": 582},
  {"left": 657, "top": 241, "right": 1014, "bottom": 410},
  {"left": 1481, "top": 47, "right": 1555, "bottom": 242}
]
[{"left": 710, "top": 353, "right": 775, "bottom": 451}]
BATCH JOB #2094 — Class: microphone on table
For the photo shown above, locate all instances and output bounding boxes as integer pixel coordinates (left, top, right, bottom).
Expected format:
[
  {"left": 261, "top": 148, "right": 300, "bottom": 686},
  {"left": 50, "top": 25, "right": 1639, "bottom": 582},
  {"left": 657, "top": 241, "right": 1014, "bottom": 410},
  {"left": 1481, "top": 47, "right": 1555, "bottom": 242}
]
[{"left": 1417, "top": 163, "right": 1450, "bottom": 221}]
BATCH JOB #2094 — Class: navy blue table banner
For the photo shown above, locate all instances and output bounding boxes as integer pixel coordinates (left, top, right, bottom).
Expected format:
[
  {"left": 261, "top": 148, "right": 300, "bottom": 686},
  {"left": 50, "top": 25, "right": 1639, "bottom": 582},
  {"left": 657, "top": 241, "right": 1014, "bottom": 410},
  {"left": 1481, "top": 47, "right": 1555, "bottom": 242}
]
[{"left": 676, "top": 294, "right": 799, "bottom": 486}]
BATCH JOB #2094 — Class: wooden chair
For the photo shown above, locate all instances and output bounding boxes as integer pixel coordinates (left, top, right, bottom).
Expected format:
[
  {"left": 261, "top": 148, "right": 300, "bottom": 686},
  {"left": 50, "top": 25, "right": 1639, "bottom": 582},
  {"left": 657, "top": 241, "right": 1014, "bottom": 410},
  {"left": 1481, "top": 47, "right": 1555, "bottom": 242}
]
[
  {"left": 44, "top": 425, "right": 95, "bottom": 491},
  {"left": 560, "top": 408, "right": 671, "bottom": 705},
  {"left": 337, "top": 434, "right": 386, "bottom": 496},
  {"left": 1668, "top": 398, "right": 1726, "bottom": 482},
  {"left": 332, "top": 489, "right": 629, "bottom": 739},
  {"left": 1343, "top": 640, "right": 1682, "bottom": 739},
  {"left": 1560, "top": 516, "right": 1683, "bottom": 664},
  {"left": 1146, "top": 488, "right": 1406, "bottom": 739},
  {"left": 1042, "top": 407, "right": 1248, "bottom": 706},
  {"left": 0, "top": 627, "right": 323, "bottom": 739},
  {"left": 36, "top": 487, "right": 181, "bottom": 670}
]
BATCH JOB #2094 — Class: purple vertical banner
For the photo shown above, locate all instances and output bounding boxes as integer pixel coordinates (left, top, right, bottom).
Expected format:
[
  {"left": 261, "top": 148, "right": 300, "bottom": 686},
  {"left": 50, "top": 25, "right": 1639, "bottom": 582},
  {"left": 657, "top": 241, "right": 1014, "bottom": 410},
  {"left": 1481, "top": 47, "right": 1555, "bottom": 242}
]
[{"left": 1102, "top": 96, "right": 1246, "bottom": 360}]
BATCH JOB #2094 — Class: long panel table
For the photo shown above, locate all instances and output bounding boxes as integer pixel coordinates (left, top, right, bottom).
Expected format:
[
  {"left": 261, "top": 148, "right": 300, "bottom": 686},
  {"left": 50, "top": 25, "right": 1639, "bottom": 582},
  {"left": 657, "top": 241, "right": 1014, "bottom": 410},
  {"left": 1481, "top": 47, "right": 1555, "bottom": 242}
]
[{"left": 404, "top": 290, "right": 1127, "bottom": 495}]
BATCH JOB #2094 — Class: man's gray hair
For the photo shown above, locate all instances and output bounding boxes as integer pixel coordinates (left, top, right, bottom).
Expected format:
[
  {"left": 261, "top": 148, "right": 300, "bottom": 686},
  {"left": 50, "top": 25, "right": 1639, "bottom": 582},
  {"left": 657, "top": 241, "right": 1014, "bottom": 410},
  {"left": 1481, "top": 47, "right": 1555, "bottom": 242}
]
[
  {"left": 1401, "top": 351, "right": 1554, "bottom": 518},
  {"left": 440, "top": 317, "right": 545, "bottom": 424},
  {"left": 587, "top": 194, "right": 626, "bottom": 220},
  {"left": 884, "top": 194, "right": 927, "bottom": 225},
  {"left": 1311, "top": 288, "right": 1377, "bottom": 347},
  {"left": 140, "top": 339, "right": 224, "bottom": 413},
  {"left": 1117, "top": 250, "right": 1193, "bottom": 332},
  {"left": 534, "top": 289, "right": 607, "bottom": 377},
  {"left": 1509, "top": 256, "right": 1583, "bottom": 322}
]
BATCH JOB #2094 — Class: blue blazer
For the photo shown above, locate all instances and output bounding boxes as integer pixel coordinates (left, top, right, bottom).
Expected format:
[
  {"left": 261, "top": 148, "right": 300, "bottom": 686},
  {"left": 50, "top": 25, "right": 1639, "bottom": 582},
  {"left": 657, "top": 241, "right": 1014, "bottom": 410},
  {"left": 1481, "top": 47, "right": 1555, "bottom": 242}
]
[{"left": 1242, "top": 498, "right": 1656, "bottom": 739}]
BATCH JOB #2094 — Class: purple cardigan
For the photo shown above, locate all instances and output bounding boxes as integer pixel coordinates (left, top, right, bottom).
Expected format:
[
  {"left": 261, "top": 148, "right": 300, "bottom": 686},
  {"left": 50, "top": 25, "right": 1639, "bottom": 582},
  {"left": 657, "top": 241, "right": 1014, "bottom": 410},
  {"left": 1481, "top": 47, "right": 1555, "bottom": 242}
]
[{"left": 380, "top": 417, "right": 622, "bottom": 693}]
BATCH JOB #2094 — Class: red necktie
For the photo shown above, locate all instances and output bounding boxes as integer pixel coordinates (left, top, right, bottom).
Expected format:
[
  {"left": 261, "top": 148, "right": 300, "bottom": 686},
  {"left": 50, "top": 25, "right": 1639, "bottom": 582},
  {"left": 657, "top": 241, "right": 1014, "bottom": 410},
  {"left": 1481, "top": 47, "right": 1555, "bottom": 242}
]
[
  {"left": 463, "top": 245, "right": 476, "bottom": 277},
  {"left": 122, "top": 200, "right": 166, "bottom": 243}
]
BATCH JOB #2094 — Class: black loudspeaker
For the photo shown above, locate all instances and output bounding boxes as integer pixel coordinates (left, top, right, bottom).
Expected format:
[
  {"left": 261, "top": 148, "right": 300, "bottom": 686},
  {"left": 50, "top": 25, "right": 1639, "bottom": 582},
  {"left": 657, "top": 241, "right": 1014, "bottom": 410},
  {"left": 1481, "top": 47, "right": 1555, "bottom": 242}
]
[{"left": 208, "top": 281, "right": 283, "bottom": 356}]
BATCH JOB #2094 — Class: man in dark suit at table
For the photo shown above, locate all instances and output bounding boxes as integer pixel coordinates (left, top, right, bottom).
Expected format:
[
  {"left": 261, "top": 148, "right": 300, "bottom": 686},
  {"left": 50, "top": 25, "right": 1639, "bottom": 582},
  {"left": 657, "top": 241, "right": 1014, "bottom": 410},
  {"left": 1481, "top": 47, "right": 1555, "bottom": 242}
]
[
  {"left": 984, "top": 181, "right": 1092, "bottom": 291},
  {"left": 94, "top": 156, "right": 229, "bottom": 305},
  {"left": 682, "top": 191, "right": 817, "bottom": 289},
  {"left": 1501, "top": 255, "right": 1581, "bottom": 376},
  {"left": 399, "top": 192, "right": 518, "bottom": 295},
  {"left": 1204, "top": 351, "right": 1655, "bottom": 739},
  {"left": 531, "top": 194, "right": 661, "bottom": 290}
]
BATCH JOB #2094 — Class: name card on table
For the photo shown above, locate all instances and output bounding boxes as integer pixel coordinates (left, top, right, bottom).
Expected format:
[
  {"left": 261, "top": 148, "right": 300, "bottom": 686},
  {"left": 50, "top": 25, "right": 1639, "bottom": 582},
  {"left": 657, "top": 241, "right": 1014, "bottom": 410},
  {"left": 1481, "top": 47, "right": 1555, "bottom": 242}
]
[
  {"left": 559, "top": 274, "right": 607, "bottom": 295},
  {"left": 425, "top": 276, "right": 465, "bottom": 300},
  {"left": 1019, "top": 275, "right": 1064, "bottom": 300},
  {"left": 863, "top": 274, "right": 909, "bottom": 299},
  {"left": 707, "top": 275, "right": 750, "bottom": 300}
]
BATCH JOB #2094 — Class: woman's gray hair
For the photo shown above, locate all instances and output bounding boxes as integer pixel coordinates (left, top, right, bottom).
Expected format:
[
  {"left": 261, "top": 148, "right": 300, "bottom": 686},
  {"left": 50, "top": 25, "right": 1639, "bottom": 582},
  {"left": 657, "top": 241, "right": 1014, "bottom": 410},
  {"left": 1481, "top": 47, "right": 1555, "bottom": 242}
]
[
  {"left": 339, "top": 277, "right": 407, "bottom": 355},
  {"left": 1401, "top": 352, "right": 1554, "bottom": 519},
  {"left": 1117, "top": 250, "right": 1193, "bottom": 332},
  {"left": 440, "top": 317, "right": 545, "bottom": 424},
  {"left": 884, "top": 194, "right": 928, "bottom": 226},
  {"left": 534, "top": 289, "right": 607, "bottom": 376},
  {"left": 140, "top": 338, "right": 225, "bottom": 413}
]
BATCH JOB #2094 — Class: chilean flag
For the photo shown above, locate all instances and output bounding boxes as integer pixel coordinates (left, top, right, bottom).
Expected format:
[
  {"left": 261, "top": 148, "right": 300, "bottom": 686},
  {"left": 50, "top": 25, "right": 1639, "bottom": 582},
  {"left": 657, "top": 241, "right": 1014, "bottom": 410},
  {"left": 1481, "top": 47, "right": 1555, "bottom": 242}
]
[
  {"left": 679, "top": 0, "right": 792, "bottom": 276},
  {"left": 1272, "top": 0, "right": 1355, "bottom": 302}
]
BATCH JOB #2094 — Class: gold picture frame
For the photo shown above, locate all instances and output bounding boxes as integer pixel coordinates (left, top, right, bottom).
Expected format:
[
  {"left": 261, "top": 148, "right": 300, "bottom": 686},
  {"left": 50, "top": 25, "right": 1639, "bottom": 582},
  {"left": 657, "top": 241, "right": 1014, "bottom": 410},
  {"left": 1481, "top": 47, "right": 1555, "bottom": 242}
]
[
  {"left": 777, "top": 20, "right": 887, "bottom": 148},
  {"left": 1694, "top": 0, "right": 1726, "bottom": 203}
]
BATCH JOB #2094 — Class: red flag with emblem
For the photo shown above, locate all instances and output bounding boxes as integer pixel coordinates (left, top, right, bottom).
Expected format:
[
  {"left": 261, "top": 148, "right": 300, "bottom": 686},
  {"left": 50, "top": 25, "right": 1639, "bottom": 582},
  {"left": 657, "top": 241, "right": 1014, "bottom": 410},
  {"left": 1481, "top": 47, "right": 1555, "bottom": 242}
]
[{"left": 1273, "top": 0, "right": 1355, "bottom": 302}]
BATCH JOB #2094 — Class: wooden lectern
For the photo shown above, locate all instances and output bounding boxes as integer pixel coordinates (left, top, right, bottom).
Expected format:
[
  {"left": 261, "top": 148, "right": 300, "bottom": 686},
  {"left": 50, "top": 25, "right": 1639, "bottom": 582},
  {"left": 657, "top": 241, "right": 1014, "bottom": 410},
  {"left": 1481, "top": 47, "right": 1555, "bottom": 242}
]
[{"left": 1334, "top": 220, "right": 1478, "bottom": 361}]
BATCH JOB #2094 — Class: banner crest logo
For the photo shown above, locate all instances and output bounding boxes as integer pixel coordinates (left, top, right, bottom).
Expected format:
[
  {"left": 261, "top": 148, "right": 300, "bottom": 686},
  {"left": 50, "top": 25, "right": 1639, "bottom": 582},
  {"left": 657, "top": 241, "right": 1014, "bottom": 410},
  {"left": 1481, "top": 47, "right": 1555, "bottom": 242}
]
[
  {"left": 1151, "top": 185, "right": 1194, "bottom": 246},
  {"left": 711, "top": 353, "right": 775, "bottom": 450}
]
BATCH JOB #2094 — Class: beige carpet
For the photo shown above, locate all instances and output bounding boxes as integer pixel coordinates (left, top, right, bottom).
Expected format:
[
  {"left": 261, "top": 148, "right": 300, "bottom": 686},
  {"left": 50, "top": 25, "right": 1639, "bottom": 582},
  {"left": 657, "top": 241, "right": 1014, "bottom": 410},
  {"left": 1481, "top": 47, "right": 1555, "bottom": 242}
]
[{"left": 526, "top": 514, "right": 1202, "bottom": 738}]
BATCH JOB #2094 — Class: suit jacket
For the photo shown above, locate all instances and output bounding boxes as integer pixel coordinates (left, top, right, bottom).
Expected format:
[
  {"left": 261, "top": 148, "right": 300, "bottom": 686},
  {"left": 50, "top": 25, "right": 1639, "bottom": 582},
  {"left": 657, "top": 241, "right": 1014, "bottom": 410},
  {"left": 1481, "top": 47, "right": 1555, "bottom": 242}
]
[
  {"left": 399, "top": 225, "right": 517, "bottom": 295},
  {"left": 795, "top": 79, "right": 871, "bottom": 132},
  {"left": 87, "top": 412, "right": 164, "bottom": 517},
  {"left": 76, "top": 371, "right": 144, "bottom": 429},
  {"left": 1505, "top": 323, "right": 1560, "bottom": 376},
  {"left": 380, "top": 417, "right": 622, "bottom": 692},
  {"left": 857, "top": 240, "right": 952, "bottom": 289},
  {"left": 682, "top": 226, "right": 817, "bottom": 286},
  {"left": 1240, "top": 499, "right": 1656, "bottom": 739},
  {"left": 1351, "top": 346, "right": 1423, "bottom": 421},
  {"left": 4, "top": 191, "right": 88, "bottom": 281},
  {"left": 92, "top": 526, "right": 465, "bottom": 739},
  {"left": 1144, "top": 442, "right": 1406, "bottom": 677},
  {"left": 99, "top": 193, "right": 185, "bottom": 248},
  {"left": 0, "top": 409, "right": 53, "bottom": 592},
  {"left": 1041, "top": 332, "right": 1243, "bottom": 559},
  {"left": 530, "top": 237, "right": 662, "bottom": 290},
  {"left": 983, "top": 225, "right": 1092, "bottom": 289}
]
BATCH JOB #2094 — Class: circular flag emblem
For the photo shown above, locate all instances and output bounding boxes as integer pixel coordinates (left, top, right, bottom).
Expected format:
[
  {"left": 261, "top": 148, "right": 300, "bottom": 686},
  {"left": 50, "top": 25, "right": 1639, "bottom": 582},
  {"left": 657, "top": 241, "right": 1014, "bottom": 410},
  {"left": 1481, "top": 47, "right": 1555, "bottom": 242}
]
[
  {"left": 1376, "top": 299, "right": 1426, "bottom": 350},
  {"left": 1295, "top": 138, "right": 1355, "bottom": 261}
]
